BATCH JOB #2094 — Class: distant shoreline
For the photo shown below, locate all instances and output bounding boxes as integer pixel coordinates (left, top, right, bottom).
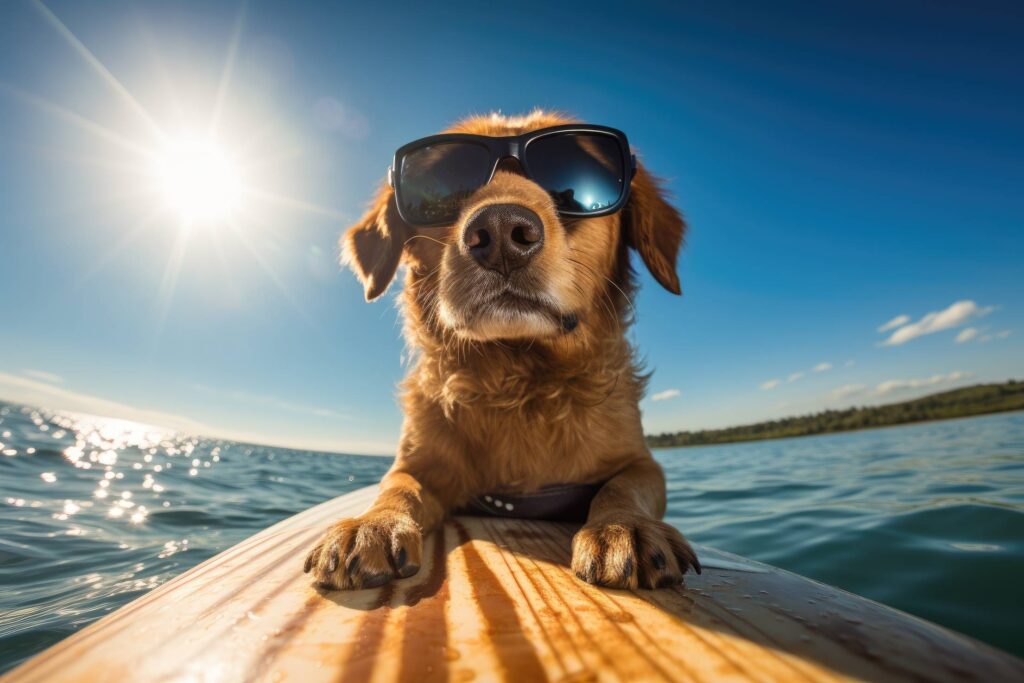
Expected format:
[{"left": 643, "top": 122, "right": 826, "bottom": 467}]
[{"left": 646, "top": 380, "right": 1024, "bottom": 449}]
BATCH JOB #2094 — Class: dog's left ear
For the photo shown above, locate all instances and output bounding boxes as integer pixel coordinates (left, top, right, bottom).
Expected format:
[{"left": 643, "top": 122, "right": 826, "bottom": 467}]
[
  {"left": 622, "top": 165, "right": 687, "bottom": 295},
  {"left": 341, "top": 189, "right": 411, "bottom": 301}
]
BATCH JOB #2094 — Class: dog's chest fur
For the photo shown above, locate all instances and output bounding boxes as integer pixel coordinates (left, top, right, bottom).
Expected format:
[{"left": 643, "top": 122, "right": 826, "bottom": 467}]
[{"left": 403, "top": 338, "right": 648, "bottom": 494}]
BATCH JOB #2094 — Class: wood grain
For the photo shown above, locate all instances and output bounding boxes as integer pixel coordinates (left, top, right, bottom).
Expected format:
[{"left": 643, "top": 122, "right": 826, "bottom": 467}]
[{"left": 5, "top": 485, "right": 1022, "bottom": 682}]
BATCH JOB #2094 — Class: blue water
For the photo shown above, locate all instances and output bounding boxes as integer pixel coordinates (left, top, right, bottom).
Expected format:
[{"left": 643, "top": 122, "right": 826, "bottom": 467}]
[{"left": 0, "top": 403, "right": 1022, "bottom": 671}]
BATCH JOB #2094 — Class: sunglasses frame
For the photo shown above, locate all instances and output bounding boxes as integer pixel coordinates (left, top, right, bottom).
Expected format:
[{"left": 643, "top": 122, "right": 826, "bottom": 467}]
[{"left": 388, "top": 124, "right": 637, "bottom": 227}]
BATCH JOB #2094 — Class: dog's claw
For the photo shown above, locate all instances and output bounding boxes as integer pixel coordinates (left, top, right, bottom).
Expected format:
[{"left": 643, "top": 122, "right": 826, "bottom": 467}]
[
  {"left": 305, "top": 514, "right": 423, "bottom": 590},
  {"left": 572, "top": 516, "right": 698, "bottom": 590},
  {"left": 651, "top": 551, "right": 666, "bottom": 570},
  {"left": 620, "top": 557, "right": 635, "bottom": 584},
  {"left": 656, "top": 574, "right": 681, "bottom": 588}
]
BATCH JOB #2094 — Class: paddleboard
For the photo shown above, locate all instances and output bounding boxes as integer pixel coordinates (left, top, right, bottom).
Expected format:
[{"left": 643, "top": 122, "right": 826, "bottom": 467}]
[{"left": 5, "top": 485, "right": 1022, "bottom": 682}]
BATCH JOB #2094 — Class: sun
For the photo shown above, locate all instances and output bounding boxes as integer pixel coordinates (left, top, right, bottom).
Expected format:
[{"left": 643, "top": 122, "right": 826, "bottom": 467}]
[
  {"left": 24, "top": 1, "right": 349, "bottom": 329},
  {"left": 153, "top": 135, "right": 244, "bottom": 224}
]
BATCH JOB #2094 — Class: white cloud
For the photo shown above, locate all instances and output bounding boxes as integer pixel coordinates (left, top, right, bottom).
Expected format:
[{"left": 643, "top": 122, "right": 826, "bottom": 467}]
[
  {"left": 787, "top": 371, "right": 805, "bottom": 383},
  {"left": 877, "top": 315, "right": 910, "bottom": 333},
  {"left": 875, "top": 371, "right": 972, "bottom": 396},
  {"left": 650, "top": 388, "right": 681, "bottom": 402},
  {"left": 827, "top": 372, "right": 974, "bottom": 405},
  {"left": 955, "top": 327, "right": 979, "bottom": 344},
  {"left": 0, "top": 372, "right": 211, "bottom": 434},
  {"left": 978, "top": 330, "right": 1011, "bottom": 343},
  {"left": 845, "top": 359, "right": 856, "bottom": 368},
  {"left": 0, "top": 372, "right": 394, "bottom": 456},
  {"left": 760, "top": 379, "right": 781, "bottom": 391},
  {"left": 192, "top": 384, "right": 352, "bottom": 421},
  {"left": 312, "top": 97, "right": 370, "bottom": 139},
  {"left": 813, "top": 362, "right": 833, "bottom": 373},
  {"left": 830, "top": 383, "right": 867, "bottom": 400},
  {"left": 880, "top": 301, "right": 994, "bottom": 346},
  {"left": 22, "top": 369, "right": 64, "bottom": 384}
]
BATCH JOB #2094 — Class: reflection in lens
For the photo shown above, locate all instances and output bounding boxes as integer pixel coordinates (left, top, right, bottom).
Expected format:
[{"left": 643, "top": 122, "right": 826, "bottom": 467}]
[
  {"left": 399, "top": 142, "right": 491, "bottom": 224},
  {"left": 525, "top": 133, "right": 624, "bottom": 214}
]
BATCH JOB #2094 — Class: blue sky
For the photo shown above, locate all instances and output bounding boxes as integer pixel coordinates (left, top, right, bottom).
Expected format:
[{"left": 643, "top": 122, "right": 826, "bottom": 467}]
[{"left": 1, "top": 0, "right": 1022, "bottom": 454}]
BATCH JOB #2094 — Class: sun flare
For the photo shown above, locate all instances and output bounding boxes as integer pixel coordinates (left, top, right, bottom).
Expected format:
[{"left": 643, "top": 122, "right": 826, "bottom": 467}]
[
  {"left": 153, "top": 136, "right": 244, "bottom": 224},
  {"left": 22, "top": 0, "right": 351, "bottom": 331}
]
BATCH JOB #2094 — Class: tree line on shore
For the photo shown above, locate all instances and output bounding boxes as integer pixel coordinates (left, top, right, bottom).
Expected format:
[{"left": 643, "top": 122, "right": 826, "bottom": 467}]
[{"left": 647, "top": 380, "right": 1024, "bottom": 448}]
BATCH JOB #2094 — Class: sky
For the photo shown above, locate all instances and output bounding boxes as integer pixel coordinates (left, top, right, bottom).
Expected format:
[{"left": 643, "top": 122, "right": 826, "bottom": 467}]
[{"left": 0, "top": 0, "right": 1022, "bottom": 455}]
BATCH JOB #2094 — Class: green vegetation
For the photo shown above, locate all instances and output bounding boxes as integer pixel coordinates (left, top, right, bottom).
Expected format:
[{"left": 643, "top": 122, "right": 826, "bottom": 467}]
[{"left": 647, "top": 380, "right": 1024, "bottom": 448}]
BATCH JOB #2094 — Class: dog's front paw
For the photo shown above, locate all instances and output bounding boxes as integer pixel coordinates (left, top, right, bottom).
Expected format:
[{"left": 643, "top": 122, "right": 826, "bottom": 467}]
[
  {"left": 303, "top": 511, "right": 422, "bottom": 590},
  {"left": 571, "top": 515, "right": 701, "bottom": 590}
]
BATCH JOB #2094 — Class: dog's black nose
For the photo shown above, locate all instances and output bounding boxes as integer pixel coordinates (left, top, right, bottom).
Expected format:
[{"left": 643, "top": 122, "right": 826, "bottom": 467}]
[{"left": 463, "top": 204, "right": 544, "bottom": 275}]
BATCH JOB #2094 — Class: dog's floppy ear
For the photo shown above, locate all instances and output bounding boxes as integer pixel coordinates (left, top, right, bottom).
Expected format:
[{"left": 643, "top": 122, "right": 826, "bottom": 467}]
[
  {"left": 622, "top": 165, "right": 687, "bottom": 295},
  {"left": 341, "top": 188, "right": 410, "bottom": 301}
]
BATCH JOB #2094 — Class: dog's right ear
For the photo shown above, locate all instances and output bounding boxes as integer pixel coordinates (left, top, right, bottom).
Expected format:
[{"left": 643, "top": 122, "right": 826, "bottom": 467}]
[{"left": 341, "top": 188, "right": 410, "bottom": 301}]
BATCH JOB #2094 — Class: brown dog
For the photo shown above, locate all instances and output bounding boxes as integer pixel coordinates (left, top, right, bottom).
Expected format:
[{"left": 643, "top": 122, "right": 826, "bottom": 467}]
[{"left": 304, "top": 110, "right": 699, "bottom": 591}]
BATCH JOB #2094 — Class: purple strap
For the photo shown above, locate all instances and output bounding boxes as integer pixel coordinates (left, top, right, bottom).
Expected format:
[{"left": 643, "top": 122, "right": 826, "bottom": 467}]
[{"left": 456, "top": 482, "right": 603, "bottom": 522}]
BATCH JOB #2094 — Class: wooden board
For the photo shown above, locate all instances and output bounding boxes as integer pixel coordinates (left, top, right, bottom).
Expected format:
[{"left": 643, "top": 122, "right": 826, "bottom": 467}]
[{"left": 5, "top": 485, "right": 1022, "bottom": 682}]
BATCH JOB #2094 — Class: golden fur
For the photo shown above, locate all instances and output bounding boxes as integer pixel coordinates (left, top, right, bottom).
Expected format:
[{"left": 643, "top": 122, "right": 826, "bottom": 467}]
[{"left": 304, "top": 110, "right": 699, "bottom": 590}]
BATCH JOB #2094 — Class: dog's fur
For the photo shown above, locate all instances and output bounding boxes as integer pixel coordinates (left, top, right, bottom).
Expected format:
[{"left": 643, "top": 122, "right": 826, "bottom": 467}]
[{"left": 304, "top": 110, "right": 699, "bottom": 591}]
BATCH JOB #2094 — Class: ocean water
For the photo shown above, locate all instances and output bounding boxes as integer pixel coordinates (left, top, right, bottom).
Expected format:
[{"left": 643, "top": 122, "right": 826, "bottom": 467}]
[{"left": 0, "top": 404, "right": 1022, "bottom": 672}]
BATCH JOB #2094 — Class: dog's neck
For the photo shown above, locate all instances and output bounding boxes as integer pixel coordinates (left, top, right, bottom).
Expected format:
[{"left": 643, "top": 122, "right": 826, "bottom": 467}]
[{"left": 405, "top": 313, "right": 639, "bottom": 417}]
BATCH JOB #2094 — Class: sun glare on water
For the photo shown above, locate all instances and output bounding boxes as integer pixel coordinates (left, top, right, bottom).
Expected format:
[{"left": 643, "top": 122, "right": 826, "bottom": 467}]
[{"left": 153, "top": 136, "right": 244, "bottom": 224}]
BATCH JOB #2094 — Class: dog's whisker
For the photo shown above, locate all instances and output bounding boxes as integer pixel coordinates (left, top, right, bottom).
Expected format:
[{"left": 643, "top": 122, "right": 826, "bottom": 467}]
[
  {"left": 564, "top": 256, "right": 622, "bottom": 330},
  {"left": 407, "top": 233, "right": 453, "bottom": 246}
]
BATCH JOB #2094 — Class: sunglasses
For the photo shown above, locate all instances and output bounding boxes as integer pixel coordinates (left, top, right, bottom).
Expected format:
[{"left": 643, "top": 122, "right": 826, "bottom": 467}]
[{"left": 388, "top": 124, "right": 636, "bottom": 227}]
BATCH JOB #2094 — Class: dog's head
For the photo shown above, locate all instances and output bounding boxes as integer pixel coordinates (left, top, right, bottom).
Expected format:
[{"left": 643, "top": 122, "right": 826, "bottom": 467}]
[{"left": 342, "top": 111, "right": 685, "bottom": 347}]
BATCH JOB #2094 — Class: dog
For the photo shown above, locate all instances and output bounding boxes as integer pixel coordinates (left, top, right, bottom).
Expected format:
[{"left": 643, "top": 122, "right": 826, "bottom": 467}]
[{"left": 304, "top": 110, "right": 699, "bottom": 591}]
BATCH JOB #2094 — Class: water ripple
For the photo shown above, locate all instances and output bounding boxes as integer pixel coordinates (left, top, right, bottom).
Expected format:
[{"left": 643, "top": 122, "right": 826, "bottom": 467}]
[
  {"left": 1, "top": 403, "right": 1022, "bottom": 669},
  {"left": 658, "top": 411, "right": 1024, "bottom": 657},
  {"left": 0, "top": 402, "right": 389, "bottom": 671}
]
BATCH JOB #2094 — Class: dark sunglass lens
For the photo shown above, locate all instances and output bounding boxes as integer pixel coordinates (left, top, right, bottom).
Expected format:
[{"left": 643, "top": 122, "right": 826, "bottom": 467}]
[
  {"left": 525, "top": 133, "right": 625, "bottom": 214},
  {"left": 399, "top": 142, "right": 492, "bottom": 224}
]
